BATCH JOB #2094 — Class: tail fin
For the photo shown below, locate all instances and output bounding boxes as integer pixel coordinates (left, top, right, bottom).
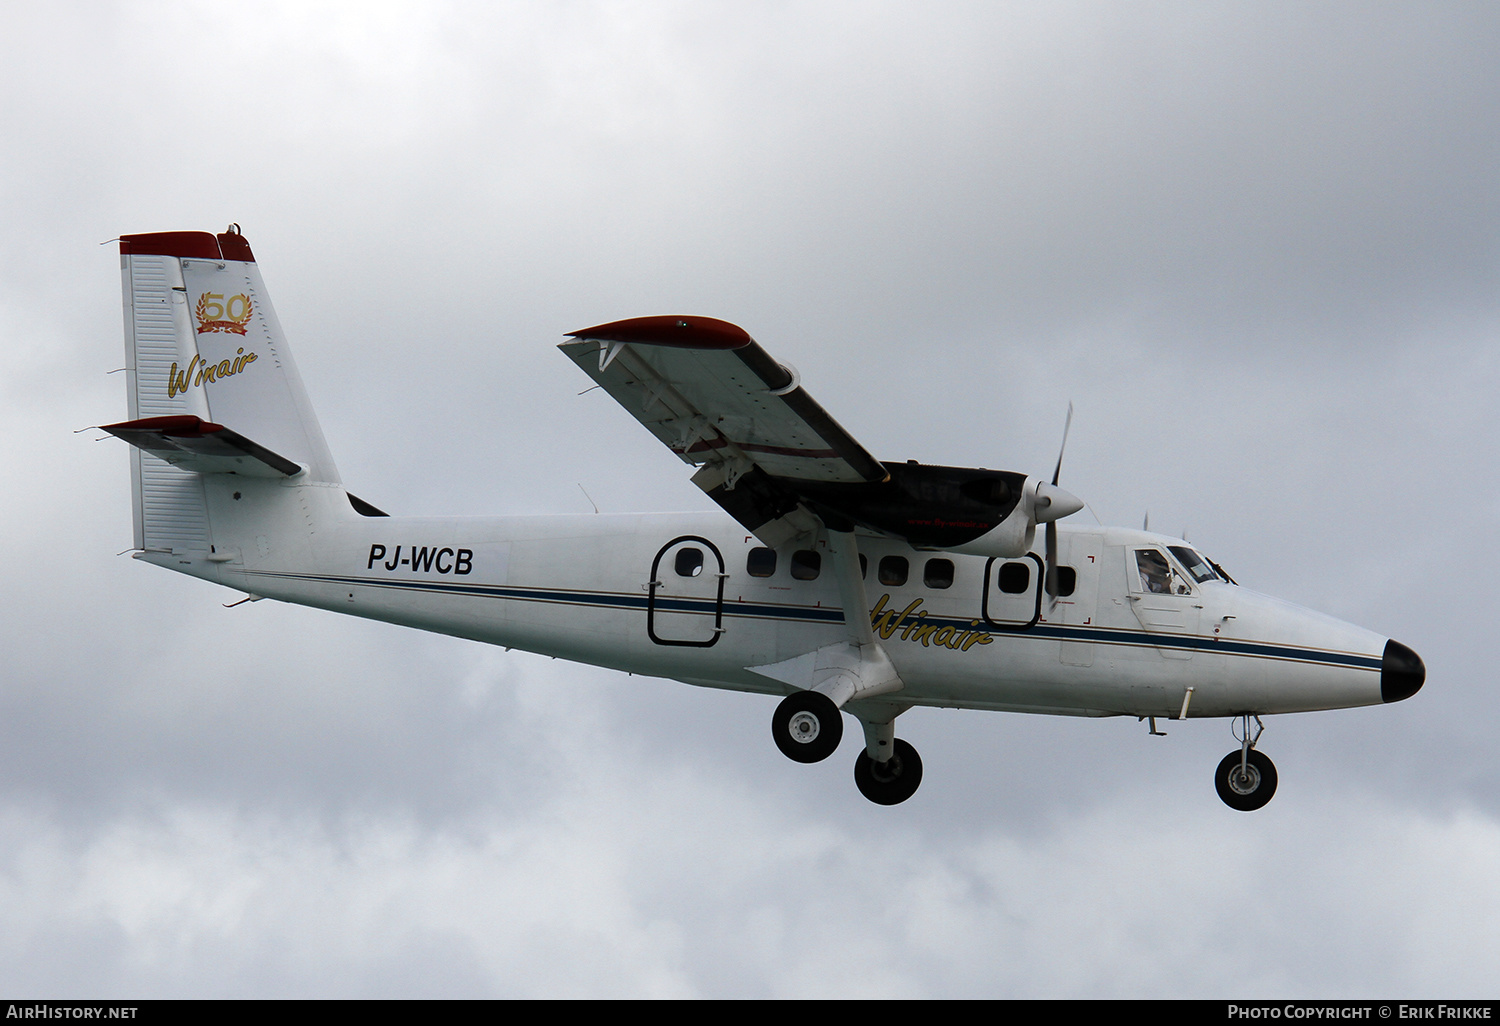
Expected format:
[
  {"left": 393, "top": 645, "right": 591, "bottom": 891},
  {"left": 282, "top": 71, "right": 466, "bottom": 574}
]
[{"left": 114, "top": 227, "right": 341, "bottom": 553}]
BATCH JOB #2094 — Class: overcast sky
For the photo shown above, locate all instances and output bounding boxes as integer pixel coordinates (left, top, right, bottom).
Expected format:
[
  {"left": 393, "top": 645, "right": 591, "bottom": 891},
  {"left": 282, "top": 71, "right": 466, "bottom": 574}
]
[{"left": 2, "top": 0, "right": 1498, "bottom": 998}]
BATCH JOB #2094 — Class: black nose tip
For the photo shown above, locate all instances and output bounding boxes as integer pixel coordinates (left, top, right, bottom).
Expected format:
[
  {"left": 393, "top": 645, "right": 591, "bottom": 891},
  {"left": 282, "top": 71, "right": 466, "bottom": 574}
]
[{"left": 1381, "top": 639, "right": 1425, "bottom": 703}]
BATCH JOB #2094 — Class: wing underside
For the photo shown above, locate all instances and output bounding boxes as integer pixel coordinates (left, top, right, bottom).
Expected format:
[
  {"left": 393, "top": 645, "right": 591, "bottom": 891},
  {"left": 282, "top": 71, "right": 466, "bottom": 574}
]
[
  {"left": 561, "top": 316, "right": 888, "bottom": 545},
  {"left": 561, "top": 316, "right": 1029, "bottom": 551}
]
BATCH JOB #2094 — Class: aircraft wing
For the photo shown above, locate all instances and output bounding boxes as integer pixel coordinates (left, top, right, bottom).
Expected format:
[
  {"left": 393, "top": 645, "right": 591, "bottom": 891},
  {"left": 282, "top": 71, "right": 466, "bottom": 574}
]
[{"left": 561, "top": 316, "right": 889, "bottom": 545}]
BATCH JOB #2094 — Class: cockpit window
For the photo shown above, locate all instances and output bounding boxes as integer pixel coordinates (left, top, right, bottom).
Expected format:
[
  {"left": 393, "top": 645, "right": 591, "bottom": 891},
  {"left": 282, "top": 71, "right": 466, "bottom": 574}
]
[
  {"left": 1169, "top": 545, "right": 1221, "bottom": 584},
  {"left": 1136, "top": 549, "right": 1191, "bottom": 595}
]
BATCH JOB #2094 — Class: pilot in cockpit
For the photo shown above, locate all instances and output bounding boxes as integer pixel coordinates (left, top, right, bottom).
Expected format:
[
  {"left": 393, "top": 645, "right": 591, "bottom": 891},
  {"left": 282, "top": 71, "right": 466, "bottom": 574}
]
[{"left": 1136, "top": 549, "right": 1178, "bottom": 594}]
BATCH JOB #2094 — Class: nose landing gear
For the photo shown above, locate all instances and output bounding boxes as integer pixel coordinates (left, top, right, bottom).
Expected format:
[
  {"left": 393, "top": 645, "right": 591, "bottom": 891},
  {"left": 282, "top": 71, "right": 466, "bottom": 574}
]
[{"left": 1215, "top": 714, "right": 1278, "bottom": 811}]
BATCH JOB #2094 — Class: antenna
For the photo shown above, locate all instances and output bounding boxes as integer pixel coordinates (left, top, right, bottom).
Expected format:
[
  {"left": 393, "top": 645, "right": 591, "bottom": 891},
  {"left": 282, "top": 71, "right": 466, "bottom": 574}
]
[{"left": 577, "top": 483, "right": 600, "bottom": 514}]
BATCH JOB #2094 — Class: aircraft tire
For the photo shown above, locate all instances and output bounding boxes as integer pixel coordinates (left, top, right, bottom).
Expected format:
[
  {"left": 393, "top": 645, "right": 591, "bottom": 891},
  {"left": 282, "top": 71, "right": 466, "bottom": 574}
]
[
  {"left": 1215, "top": 749, "right": 1278, "bottom": 811},
  {"left": 772, "top": 690, "right": 843, "bottom": 763},
  {"left": 853, "top": 738, "right": 924, "bottom": 805}
]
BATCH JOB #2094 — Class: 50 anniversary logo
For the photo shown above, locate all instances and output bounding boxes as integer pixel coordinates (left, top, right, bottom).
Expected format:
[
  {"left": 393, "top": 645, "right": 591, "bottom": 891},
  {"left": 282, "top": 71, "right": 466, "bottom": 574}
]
[{"left": 195, "top": 292, "right": 253, "bottom": 335}]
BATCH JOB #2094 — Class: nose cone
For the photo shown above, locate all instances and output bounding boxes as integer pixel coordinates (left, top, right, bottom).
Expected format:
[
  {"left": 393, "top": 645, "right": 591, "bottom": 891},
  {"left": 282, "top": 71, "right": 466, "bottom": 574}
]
[{"left": 1381, "top": 639, "right": 1426, "bottom": 703}]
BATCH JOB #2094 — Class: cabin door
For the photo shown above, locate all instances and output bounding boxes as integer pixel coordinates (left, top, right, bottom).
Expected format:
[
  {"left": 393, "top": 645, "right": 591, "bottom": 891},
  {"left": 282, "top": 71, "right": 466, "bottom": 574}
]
[
  {"left": 647, "top": 536, "right": 726, "bottom": 647},
  {"left": 1053, "top": 534, "right": 1101, "bottom": 667},
  {"left": 981, "top": 553, "right": 1044, "bottom": 631}
]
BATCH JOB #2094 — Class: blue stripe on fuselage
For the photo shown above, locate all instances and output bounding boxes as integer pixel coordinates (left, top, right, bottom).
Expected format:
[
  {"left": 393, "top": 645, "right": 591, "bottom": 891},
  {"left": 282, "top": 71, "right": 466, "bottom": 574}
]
[{"left": 232, "top": 569, "right": 1382, "bottom": 671}]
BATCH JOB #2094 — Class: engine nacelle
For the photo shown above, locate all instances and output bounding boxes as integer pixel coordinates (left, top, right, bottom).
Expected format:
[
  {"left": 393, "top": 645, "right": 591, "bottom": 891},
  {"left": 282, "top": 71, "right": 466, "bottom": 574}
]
[
  {"left": 715, "top": 463, "right": 1082, "bottom": 557},
  {"left": 941, "top": 475, "right": 1081, "bottom": 557},
  {"left": 943, "top": 500, "right": 1036, "bottom": 557}
]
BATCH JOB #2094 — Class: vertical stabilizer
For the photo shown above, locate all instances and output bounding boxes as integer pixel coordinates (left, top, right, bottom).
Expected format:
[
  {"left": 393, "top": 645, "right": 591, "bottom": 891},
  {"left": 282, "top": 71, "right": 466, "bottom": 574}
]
[{"left": 118, "top": 228, "right": 341, "bottom": 553}]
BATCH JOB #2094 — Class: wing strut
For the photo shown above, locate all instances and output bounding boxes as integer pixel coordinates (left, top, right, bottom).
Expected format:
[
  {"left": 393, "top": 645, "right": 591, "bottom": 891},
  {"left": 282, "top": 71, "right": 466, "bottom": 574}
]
[
  {"left": 824, "top": 530, "right": 907, "bottom": 758},
  {"left": 826, "top": 529, "right": 875, "bottom": 649},
  {"left": 748, "top": 530, "right": 905, "bottom": 762}
]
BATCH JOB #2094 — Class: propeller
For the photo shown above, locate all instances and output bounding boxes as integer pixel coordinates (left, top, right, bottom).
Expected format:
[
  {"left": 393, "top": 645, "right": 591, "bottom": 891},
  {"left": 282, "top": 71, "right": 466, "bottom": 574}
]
[{"left": 1036, "top": 403, "right": 1079, "bottom": 606}]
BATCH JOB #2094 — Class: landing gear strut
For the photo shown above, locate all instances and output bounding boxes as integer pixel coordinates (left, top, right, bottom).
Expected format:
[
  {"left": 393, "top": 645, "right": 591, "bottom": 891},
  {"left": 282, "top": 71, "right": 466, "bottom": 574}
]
[
  {"left": 854, "top": 738, "right": 923, "bottom": 805},
  {"left": 1215, "top": 714, "right": 1278, "bottom": 812},
  {"left": 772, "top": 690, "right": 844, "bottom": 763}
]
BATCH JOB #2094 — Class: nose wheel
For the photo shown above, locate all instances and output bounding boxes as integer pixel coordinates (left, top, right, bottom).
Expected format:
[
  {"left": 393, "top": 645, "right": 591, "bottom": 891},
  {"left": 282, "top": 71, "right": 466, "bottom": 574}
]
[
  {"left": 854, "top": 738, "right": 923, "bottom": 805},
  {"left": 1215, "top": 714, "right": 1278, "bottom": 811}
]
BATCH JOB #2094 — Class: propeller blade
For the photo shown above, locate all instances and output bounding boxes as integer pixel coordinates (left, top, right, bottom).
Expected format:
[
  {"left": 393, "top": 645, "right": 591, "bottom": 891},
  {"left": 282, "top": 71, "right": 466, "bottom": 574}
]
[
  {"left": 1051, "top": 401, "right": 1074, "bottom": 486},
  {"left": 1046, "top": 401, "right": 1074, "bottom": 610}
]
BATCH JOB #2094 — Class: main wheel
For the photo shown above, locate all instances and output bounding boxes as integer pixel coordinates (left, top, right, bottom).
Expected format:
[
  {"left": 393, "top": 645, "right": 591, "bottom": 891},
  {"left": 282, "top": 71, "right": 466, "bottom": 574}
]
[
  {"left": 854, "top": 738, "right": 924, "bottom": 805},
  {"left": 1215, "top": 749, "right": 1278, "bottom": 811},
  {"left": 772, "top": 691, "right": 843, "bottom": 763}
]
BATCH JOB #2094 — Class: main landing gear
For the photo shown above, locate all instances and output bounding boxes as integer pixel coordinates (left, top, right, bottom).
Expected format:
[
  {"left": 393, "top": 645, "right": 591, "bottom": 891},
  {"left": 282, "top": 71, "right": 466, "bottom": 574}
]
[
  {"left": 771, "top": 691, "right": 924, "bottom": 805},
  {"left": 1215, "top": 713, "right": 1278, "bottom": 812},
  {"left": 771, "top": 691, "right": 843, "bottom": 763},
  {"left": 853, "top": 738, "right": 923, "bottom": 805}
]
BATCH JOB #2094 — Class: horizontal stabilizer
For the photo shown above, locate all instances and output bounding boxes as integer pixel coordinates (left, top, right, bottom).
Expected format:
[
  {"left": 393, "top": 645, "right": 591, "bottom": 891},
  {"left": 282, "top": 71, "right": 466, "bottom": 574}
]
[{"left": 101, "top": 415, "right": 303, "bottom": 478}]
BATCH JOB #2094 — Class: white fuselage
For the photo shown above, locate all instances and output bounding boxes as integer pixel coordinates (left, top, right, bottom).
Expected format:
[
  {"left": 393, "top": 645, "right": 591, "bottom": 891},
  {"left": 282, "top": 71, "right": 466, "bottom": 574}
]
[
  {"left": 108, "top": 229, "right": 1421, "bottom": 809},
  {"left": 141, "top": 476, "right": 1389, "bottom": 721}
]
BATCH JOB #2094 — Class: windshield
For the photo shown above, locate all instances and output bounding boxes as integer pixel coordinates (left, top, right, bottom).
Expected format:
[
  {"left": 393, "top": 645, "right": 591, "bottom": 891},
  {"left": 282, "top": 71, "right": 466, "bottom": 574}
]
[{"left": 1168, "top": 545, "right": 1223, "bottom": 584}]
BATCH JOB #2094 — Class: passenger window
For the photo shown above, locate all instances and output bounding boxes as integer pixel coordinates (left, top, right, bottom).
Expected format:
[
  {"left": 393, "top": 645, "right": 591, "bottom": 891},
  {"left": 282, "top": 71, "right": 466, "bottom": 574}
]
[
  {"left": 878, "top": 556, "right": 909, "bottom": 586},
  {"left": 791, "top": 549, "right": 821, "bottom": 581},
  {"left": 1047, "top": 565, "right": 1077, "bottom": 597},
  {"left": 675, "top": 547, "right": 704, "bottom": 578},
  {"left": 746, "top": 547, "right": 776, "bottom": 578},
  {"left": 924, "top": 558, "right": 954, "bottom": 589},
  {"left": 998, "top": 561, "right": 1030, "bottom": 594}
]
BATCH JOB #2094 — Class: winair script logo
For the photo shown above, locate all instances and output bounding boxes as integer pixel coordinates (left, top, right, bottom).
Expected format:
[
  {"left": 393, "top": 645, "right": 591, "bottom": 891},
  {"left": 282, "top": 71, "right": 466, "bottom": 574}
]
[
  {"left": 165, "top": 349, "right": 259, "bottom": 398},
  {"left": 163, "top": 293, "right": 260, "bottom": 398},
  {"left": 870, "top": 594, "right": 993, "bottom": 651}
]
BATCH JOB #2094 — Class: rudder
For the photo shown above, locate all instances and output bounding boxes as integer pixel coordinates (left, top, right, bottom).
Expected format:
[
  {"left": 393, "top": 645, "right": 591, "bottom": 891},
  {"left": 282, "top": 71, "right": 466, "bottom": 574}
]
[{"left": 117, "top": 227, "right": 341, "bottom": 554}]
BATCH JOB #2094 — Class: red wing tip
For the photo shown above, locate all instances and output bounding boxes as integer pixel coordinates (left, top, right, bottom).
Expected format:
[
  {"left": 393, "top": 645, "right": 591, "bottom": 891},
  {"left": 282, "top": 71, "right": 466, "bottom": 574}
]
[
  {"left": 119, "top": 230, "right": 256, "bottom": 262},
  {"left": 102, "top": 415, "right": 225, "bottom": 438},
  {"left": 566, "top": 315, "right": 752, "bottom": 350}
]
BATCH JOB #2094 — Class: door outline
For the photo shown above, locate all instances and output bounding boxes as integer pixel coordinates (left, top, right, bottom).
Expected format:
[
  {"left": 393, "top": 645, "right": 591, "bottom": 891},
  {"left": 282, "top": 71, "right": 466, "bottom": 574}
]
[
  {"left": 980, "top": 552, "right": 1044, "bottom": 631},
  {"left": 647, "top": 535, "right": 727, "bottom": 647},
  {"left": 1126, "top": 546, "right": 1201, "bottom": 660}
]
